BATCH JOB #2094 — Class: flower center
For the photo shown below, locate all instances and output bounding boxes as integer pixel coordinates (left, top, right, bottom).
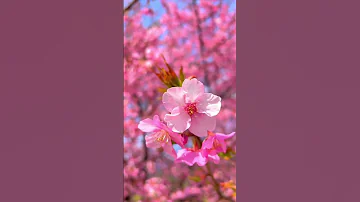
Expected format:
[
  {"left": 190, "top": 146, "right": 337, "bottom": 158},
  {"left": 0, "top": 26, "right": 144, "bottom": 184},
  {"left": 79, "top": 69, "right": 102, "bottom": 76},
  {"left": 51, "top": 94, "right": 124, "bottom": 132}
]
[
  {"left": 184, "top": 103, "right": 197, "bottom": 116},
  {"left": 156, "top": 130, "right": 170, "bottom": 143}
]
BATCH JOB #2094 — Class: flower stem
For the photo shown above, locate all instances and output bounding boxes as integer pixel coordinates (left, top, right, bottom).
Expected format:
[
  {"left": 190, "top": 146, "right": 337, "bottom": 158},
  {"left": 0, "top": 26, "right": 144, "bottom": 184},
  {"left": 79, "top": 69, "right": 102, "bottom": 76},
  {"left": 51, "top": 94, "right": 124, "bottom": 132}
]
[{"left": 186, "top": 130, "right": 202, "bottom": 150}]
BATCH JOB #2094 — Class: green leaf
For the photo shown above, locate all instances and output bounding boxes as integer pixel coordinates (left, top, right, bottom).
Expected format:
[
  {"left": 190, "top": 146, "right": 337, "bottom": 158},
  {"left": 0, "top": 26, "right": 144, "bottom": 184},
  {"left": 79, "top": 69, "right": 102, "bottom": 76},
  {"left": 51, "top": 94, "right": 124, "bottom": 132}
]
[
  {"left": 189, "top": 176, "right": 202, "bottom": 182},
  {"left": 218, "top": 148, "right": 236, "bottom": 160},
  {"left": 170, "top": 77, "right": 181, "bottom": 87}
]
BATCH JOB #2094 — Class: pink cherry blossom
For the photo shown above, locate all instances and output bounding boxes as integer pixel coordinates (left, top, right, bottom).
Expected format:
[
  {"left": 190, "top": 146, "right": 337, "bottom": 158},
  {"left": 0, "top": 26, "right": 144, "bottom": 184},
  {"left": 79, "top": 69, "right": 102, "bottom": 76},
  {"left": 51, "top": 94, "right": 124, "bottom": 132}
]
[
  {"left": 124, "top": 0, "right": 236, "bottom": 200},
  {"left": 138, "top": 115, "right": 184, "bottom": 158},
  {"left": 163, "top": 78, "right": 221, "bottom": 137},
  {"left": 202, "top": 131, "right": 236, "bottom": 153},
  {"left": 176, "top": 131, "right": 235, "bottom": 167},
  {"left": 201, "top": 149, "right": 221, "bottom": 164},
  {"left": 175, "top": 147, "right": 220, "bottom": 166},
  {"left": 175, "top": 148, "right": 207, "bottom": 166},
  {"left": 144, "top": 177, "right": 169, "bottom": 199}
]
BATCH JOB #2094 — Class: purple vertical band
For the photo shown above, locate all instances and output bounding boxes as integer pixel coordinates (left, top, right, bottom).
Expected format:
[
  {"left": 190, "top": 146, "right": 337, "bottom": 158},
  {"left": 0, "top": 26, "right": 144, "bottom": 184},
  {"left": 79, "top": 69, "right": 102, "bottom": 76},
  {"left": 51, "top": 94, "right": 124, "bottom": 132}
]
[
  {"left": 0, "top": 0, "right": 123, "bottom": 201},
  {"left": 237, "top": 0, "right": 360, "bottom": 201}
]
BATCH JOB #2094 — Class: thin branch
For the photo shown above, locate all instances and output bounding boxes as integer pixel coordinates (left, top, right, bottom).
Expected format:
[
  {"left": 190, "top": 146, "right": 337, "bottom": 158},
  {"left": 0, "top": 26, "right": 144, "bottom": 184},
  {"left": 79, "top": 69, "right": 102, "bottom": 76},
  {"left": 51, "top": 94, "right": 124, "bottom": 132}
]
[
  {"left": 133, "top": 95, "right": 149, "bottom": 182},
  {"left": 124, "top": 0, "right": 139, "bottom": 13},
  {"left": 205, "top": 164, "right": 234, "bottom": 201},
  {"left": 192, "top": 0, "right": 210, "bottom": 88}
]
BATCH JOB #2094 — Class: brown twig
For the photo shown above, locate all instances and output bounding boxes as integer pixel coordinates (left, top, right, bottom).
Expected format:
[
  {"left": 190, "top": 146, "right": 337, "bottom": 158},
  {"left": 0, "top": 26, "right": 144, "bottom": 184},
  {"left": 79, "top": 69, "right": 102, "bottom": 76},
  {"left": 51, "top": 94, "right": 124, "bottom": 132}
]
[
  {"left": 192, "top": 0, "right": 210, "bottom": 88},
  {"left": 124, "top": 0, "right": 139, "bottom": 13}
]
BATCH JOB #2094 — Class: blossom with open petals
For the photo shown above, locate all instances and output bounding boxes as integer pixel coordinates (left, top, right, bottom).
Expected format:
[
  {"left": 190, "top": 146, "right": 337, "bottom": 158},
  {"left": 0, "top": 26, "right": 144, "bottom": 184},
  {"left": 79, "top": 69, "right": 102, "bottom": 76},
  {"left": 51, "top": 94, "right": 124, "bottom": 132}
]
[
  {"left": 175, "top": 148, "right": 220, "bottom": 166},
  {"left": 175, "top": 148, "right": 207, "bottom": 166},
  {"left": 138, "top": 115, "right": 184, "bottom": 158},
  {"left": 162, "top": 78, "right": 221, "bottom": 137},
  {"left": 202, "top": 131, "right": 235, "bottom": 153}
]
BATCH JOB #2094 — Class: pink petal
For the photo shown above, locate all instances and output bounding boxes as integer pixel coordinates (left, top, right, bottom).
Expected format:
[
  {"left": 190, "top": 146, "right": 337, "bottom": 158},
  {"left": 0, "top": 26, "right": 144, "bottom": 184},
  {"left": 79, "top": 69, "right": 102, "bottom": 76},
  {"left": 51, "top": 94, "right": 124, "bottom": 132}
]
[
  {"left": 163, "top": 141, "right": 177, "bottom": 158},
  {"left": 176, "top": 148, "right": 188, "bottom": 158},
  {"left": 196, "top": 93, "right": 222, "bottom": 117},
  {"left": 162, "top": 87, "right": 185, "bottom": 112},
  {"left": 145, "top": 133, "right": 162, "bottom": 148},
  {"left": 168, "top": 132, "right": 185, "bottom": 148},
  {"left": 153, "top": 115, "right": 160, "bottom": 122},
  {"left": 182, "top": 134, "right": 189, "bottom": 145},
  {"left": 216, "top": 132, "right": 235, "bottom": 152},
  {"left": 207, "top": 151, "right": 220, "bottom": 164},
  {"left": 176, "top": 149, "right": 207, "bottom": 166},
  {"left": 182, "top": 78, "right": 205, "bottom": 103},
  {"left": 164, "top": 107, "right": 191, "bottom": 133},
  {"left": 188, "top": 113, "right": 216, "bottom": 137},
  {"left": 138, "top": 118, "right": 159, "bottom": 132},
  {"left": 216, "top": 132, "right": 235, "bottom": 141},
  {"left": 201, "top": 135, "right": 215, "bottom": 150},
  {"left": 217, "top": 140, "right": 227, "bottom": 153}
]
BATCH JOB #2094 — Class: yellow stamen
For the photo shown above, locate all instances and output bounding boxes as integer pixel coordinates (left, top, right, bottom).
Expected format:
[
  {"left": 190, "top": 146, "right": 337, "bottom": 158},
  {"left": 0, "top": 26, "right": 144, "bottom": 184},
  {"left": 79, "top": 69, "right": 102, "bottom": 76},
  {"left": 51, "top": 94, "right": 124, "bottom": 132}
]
[{"left": 156, "top": 130, "right": 169, "bottom": 143}]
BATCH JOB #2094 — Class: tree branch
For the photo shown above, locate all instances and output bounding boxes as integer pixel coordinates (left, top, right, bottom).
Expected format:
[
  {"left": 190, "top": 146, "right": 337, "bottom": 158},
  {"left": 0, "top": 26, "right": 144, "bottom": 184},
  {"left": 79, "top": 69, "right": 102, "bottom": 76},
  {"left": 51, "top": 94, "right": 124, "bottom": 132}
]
[
  {"left": 206, "top": 164, "right": 234, "bottom": 201},
  {"left": 192, "top": 0, "right": 211, "bottom": 88},
  {"left": 124, "top": 0, "right": 139, "bottom": 13}
]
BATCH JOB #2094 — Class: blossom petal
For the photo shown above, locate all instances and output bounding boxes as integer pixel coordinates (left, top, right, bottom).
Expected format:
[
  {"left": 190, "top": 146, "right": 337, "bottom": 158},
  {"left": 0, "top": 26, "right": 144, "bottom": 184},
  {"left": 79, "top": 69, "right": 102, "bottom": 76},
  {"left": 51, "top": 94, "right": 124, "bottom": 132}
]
[
  {"left": 138, "top": 118, "right": 159, "bottom": 132},
  {"left": 196, "top": 93, "right": 221, "bottom": 117},
  {"left": 208, "top": 154, "right": 220, "bottom": 164},
  {"left": 163, "top": 141, "right": 177, "bottom": 158},
  {"left": 188, "top": 113, "right": 216, "bottom": 137},
  {"left": 176, "top": 149, "right": 207, "bottom": 166},
  {"left": 153, "top": 115, "right": 160, "bottom": 122},
  {"left": 215, "top": 139, "right": 227, "bottom": 153},
  {"left": 145, "top": 133, "right": 162, "bottom": 148},
  {"left": 201, "top": 135, "right": 215, "bottom": 150},
  {"left": 216, "top": 132, "right": 236, "bottom": 141},
  {"left": 182, "top": 78, "right": 205, "bottom": 103},
  {"left": 164, "top": 107, "right": 191, "bottom": 133},
  {"left": 168, "top": 132, "right": 185, "bottom": 148},
  {"left": 207, "top": 151, "right": 220, "bottom": 164},
  {"left": 162, "top": 87, "right": 185, "bottom": 112},
  {"left": 216, "top": 132, "right": 235, "bottom": 152},
  {"left": 182, "top": 134, "right": 189, "bottom": 145},
  {"left": 201, "top": 149, "right": 220, "bottom": 164}
]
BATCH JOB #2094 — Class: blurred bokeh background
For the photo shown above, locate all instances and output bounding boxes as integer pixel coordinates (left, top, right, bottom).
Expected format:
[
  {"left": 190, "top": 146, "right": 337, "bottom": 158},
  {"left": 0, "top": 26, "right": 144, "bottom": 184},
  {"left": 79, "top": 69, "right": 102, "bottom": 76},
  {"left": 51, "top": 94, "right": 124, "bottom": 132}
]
[{"left": 124, "top": 0, "right": 236, "bottom": 201}]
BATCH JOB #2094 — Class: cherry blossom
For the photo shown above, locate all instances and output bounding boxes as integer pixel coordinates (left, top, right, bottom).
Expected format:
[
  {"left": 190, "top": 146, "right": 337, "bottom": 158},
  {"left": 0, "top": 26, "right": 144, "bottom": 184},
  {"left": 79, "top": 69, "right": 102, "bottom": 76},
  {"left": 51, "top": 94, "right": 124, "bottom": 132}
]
[
  {"left": 202, "top": 131, "right": 236, "bottom": 153},
  {"left": 124, "top": 0, "right": 236, "bottom": 200},
  {"left": 176, "top": 148, "right": 221, "bottom": 166},
  {"left": 163, "top": 78, "right": 221, "bottom": 137},
  {"left": 138, "top": 115, "right": 184, "bottom": 158}
]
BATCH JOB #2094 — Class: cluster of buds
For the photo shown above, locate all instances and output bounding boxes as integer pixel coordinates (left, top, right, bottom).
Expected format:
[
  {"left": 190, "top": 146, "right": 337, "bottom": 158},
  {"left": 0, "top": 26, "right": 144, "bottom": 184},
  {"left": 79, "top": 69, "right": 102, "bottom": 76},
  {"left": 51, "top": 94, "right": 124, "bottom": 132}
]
[{"left": 153, "top": 55, "right": 185, "bottom": 89}]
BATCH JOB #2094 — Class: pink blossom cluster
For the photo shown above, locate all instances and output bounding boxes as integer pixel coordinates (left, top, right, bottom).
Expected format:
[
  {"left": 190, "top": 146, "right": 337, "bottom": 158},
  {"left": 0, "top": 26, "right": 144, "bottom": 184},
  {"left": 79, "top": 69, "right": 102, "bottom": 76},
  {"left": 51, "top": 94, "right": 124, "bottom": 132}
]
[
  {"left": 124, "top": 0, "right": 236, "bottom": 201},
  {"left": 138, "top": 78, "right": 235, "bottom": 166}
]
